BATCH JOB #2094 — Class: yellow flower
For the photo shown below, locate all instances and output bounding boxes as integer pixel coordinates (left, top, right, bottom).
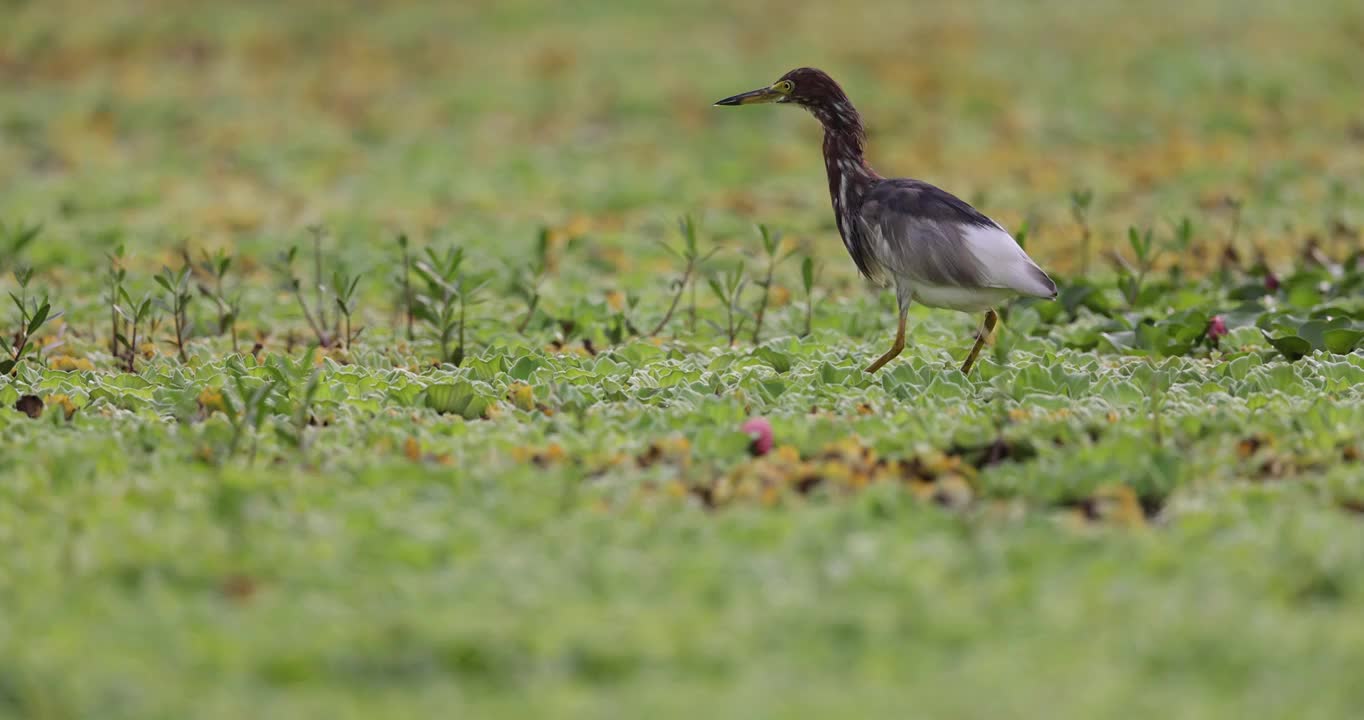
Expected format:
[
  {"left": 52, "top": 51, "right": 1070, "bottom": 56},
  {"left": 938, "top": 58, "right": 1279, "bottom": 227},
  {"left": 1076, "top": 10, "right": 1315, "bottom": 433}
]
[
  {"left": 198, "top": 388, "right": 227, "bottom": 414},
  {"left": 932, "top": 474, "right": 974, "bottom": 510},
  {"left": 49, "top": 355, "right": 95, "bottom": 372},
  {"left": 508, "top": 382, "right": 535, "bottom": 411},
  {"left": 538, "top": 443, "right": 567, "bottom": 465},
  {"left": 769, "top": 285, "right": 792, "bottom": 308},
  {"left": 921, "top": 451, "right": 962, "bottom": 476},
  {"left": 659, "top": 435, "right": 690, "bottom": 459},
  {"left": 908, "top": 478, "right": 936, "bottom": 502},
  {"left": 816, "top": 460, "right": 852, "bottom": 486},
  {"left": 759, "top": 485, "right": 782, "bottom": 507},
  {"left": 46, "top": 393, "right": 78, "bottom": 420},
  {"left": 1089, "top": 485, "right": 1147, "bottom": 528}
]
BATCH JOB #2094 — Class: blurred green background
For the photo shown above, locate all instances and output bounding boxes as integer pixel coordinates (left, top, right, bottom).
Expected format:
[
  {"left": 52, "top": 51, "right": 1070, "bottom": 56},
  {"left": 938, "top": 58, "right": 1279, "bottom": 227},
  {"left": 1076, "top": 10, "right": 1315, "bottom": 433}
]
[
  {"left": 5, "top": 0, "right": 1362, "bottom": 284},
  {"left": 4, "top": 2, "right": 1364, "bottom": 718}
]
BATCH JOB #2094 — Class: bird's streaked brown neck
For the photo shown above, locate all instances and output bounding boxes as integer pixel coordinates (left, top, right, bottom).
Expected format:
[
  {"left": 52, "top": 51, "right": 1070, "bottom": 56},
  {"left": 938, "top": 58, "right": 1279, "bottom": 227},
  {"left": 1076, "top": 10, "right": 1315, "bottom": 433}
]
[
  {"left": 811, "top": 98, "right": 878, "bottom": 241},
  {"left": 820, "top": 117, "right": 876, "bottom": 181}
]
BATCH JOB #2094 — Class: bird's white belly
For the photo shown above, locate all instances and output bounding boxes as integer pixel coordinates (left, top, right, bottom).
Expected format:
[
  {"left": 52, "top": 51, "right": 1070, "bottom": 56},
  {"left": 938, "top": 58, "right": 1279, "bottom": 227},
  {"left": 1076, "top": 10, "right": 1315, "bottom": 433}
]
[{"left": 912, "top": 284, "right": 1016, "bottom": 312}]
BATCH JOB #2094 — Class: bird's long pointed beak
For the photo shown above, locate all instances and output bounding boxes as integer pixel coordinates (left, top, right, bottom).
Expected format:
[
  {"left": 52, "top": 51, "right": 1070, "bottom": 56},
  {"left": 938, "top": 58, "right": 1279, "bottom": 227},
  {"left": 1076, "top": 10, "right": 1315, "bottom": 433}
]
[{"left": 714, "top": 86, "right": 782, "bottom": 106}]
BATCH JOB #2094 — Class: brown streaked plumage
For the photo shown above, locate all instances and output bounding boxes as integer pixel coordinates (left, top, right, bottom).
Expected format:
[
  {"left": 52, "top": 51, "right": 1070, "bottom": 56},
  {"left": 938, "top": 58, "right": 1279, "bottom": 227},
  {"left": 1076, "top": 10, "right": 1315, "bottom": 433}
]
[{"left": 716, "top": 67, "right": 1056, "bottom": 375}]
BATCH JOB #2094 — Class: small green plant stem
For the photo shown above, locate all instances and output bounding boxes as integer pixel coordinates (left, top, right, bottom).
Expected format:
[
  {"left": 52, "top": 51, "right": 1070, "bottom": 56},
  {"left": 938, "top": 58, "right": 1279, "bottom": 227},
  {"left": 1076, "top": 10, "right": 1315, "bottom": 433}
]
[
  {"left": 649, "top": 261, "right": 694, "bottom": 337},
  {"left": 751, "top": 262, "right": 774, "bottom": 345}
]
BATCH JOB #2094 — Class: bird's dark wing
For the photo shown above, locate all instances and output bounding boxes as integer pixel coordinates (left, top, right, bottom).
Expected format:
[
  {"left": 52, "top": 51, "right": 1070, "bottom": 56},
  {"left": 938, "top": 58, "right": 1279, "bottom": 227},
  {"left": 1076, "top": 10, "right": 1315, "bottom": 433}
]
[
  {"left": 855, "top": 178, "right": 1054, "bottom": 296},
  {"left": 855, "top": 179, "right": 994, "bottom": 288},
  {"left": 864, "top": 178, "right": 1000, "bottom": 229}
]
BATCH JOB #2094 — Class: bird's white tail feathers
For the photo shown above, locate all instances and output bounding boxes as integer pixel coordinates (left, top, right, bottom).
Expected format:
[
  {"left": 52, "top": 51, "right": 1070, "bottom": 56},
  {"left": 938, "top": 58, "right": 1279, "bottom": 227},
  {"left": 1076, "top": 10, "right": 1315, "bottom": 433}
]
[{"left": 963, "top": 224, "right": 1057, "bottom": 299}]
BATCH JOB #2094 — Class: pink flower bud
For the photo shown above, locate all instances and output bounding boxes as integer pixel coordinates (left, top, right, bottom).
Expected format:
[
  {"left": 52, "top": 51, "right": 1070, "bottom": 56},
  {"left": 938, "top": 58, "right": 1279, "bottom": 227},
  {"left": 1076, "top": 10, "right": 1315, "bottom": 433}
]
[
  {"left": 741, "top": 417, "right": 773, "bottom": 456},
  {"left": 1264, "top": 272, "right": 1280, "bottom": 292},
  {"left": 1207, "top": 315, "right": 1228, "bottom": 342}
]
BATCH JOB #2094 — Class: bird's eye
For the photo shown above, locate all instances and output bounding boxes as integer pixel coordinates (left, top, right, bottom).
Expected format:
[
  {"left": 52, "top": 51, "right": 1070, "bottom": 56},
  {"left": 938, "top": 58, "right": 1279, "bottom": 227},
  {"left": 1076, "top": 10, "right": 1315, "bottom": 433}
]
[{"left": 775, "top": 80, "right": 794, "bottom": 94}]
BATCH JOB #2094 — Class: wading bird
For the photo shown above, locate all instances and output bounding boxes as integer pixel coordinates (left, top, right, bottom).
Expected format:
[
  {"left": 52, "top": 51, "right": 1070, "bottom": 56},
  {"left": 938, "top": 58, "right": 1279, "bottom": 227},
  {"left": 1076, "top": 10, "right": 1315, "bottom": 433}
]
[{"left": 715, "top": 68, "right": 1056, "bottom": 374}]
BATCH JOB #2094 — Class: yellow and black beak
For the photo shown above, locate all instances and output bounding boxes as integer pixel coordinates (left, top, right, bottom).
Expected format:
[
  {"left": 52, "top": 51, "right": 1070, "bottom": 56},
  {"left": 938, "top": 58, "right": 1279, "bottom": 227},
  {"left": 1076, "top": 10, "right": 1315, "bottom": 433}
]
[{"left": 714, "top": 85, "right": 784, "bottom": 106}]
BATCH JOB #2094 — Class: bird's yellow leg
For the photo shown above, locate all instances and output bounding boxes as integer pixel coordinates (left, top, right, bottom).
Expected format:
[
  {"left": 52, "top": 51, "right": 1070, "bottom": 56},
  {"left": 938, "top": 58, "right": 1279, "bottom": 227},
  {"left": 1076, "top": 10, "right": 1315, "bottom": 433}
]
[
  {"left": 864, "top": 310, "right": 908, "bottom": 374},
  {"left": 960, "top": 309, "right": 999, "bottom": 375}
]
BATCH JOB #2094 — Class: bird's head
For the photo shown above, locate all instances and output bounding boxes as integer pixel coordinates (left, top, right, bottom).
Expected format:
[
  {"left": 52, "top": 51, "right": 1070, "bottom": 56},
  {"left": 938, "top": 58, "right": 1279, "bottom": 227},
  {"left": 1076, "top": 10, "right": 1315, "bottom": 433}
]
[{"left": 714, "top": 68, "right": 857, "bottom": 129}]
